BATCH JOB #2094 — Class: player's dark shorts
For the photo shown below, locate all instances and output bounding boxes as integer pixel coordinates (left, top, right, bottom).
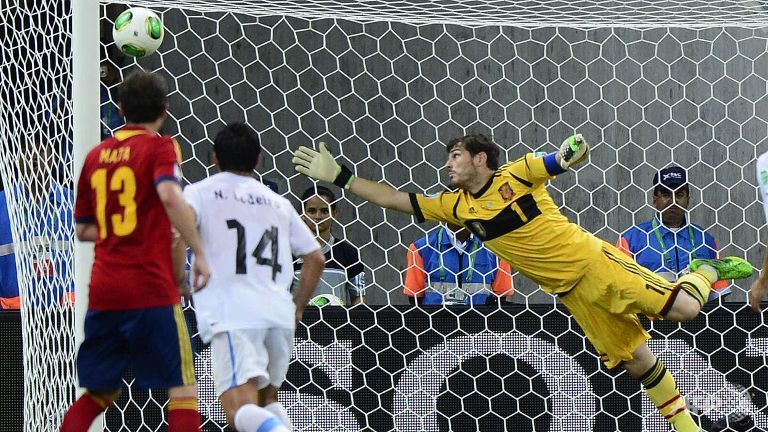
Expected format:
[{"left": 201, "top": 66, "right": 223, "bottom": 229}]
[{"left": 77, "top": 304, "right": 196, "bottom": 391}]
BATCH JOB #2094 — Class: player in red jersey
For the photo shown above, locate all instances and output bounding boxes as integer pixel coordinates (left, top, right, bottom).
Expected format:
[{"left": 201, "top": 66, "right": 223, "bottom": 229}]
[{"left": 61, "top": 70, "right": 211, "bottom": 432}]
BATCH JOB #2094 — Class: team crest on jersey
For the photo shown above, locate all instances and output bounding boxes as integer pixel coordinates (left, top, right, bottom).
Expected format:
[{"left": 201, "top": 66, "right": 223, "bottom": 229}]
[{"left": 498, "top": 182, "right": 515, "bottom": 202}]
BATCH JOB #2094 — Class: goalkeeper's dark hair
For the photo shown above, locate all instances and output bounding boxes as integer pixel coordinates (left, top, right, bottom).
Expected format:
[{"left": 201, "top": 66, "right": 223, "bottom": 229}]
[
  {"left": 301, "top": 185, "right": 337, "bottom": 211},
  {"left": 214, "top": 122, "right": 261, "bottom": 172},
  {"left": 117, "top": 70, "right": 168, "bottom": 124},
  {"left": 446, "top": 133, "right": 501, "bottom": 170}
]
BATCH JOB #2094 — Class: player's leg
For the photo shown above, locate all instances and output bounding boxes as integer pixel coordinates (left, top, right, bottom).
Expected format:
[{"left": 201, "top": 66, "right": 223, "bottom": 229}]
[
  {"left": 560, "top": 245, "right": 704, "bottom": 431},
  {"left": 624, "top": 343, "right": 701, "bottom": 432},
  {"left": 665, "top": 257, "right": 753, "bottom": 321},
  {"left": 60, "top": 389, "right": 121, "bottom": 432},
  {"left": 600, "top": 243, "right": 710, "bottom": 322},
  {"left": 259, "top": 328, "right": 296, "bottom": 429},
  {"left": 167, "top": 383, "right": 200, "bottom": 432},
  {"left": 220, "top": 379, "right": 288, "bottom": 432},
  {"left": 61, "top": 310, "right": 129, "bottom": 432},
  {"left": 211, "top": 329, "right": 289, "bottom": 432},
  {"left": 129, "top": 305, "right": 200, "bottom": 432},
  {"left": 661, "top": 272, "right": 711, "bottom": 322},
  {"left": 261, "top": 385, "right": 292, "bottom": 429}
]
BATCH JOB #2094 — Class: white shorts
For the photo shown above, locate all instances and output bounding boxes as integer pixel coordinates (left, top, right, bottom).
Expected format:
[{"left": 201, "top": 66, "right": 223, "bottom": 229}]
[{"left": 210, "top": 328, "right": 293, "bottom": 397}]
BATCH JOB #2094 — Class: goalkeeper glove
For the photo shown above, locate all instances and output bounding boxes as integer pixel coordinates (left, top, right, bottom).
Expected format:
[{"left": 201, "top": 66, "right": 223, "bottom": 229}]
[
  {"left": 558, "top": 134, "right": 589, "bottom": 170},
  {"left": 292, "top": 142, "right": 355, "bottom": 189}
]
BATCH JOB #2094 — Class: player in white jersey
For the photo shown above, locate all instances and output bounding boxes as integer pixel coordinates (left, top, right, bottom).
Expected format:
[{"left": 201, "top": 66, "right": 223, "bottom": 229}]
[
  {"left": 751, "top": 152, "right": 768, "bottom": 312},
  {"left": 184, "top": 123, "right": 325, "bottom": 432}
]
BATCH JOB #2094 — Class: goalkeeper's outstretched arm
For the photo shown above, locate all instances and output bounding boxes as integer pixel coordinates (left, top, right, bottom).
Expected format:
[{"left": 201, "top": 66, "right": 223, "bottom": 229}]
[
  {"left": 347, "top": 176, "right": 415, "bottom": 214},
  {"left": 292, "top": 134, "right": 588, "bottom": 212},
  {"left": 292, "top": 143, "right": 415, "bottom": 215}
]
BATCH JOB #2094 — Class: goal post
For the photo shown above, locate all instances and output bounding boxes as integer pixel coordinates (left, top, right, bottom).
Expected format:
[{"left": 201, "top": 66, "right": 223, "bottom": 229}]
[
  {"left": 72, "top": 1, "right": 100, "bottom": 430},
  {"left": 1, "top": 0, "right": 768, "bottom": 431}
]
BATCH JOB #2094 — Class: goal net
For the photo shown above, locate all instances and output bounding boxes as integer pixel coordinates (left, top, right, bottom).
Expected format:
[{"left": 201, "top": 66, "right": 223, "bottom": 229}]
[{"left": 1, "top": 0, "right": 768, "bottom": 431}]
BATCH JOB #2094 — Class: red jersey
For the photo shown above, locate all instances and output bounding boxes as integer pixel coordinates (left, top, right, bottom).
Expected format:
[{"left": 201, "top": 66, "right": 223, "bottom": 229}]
[{"left": 74, "top": 126, "right": 182, "bottom": 310}]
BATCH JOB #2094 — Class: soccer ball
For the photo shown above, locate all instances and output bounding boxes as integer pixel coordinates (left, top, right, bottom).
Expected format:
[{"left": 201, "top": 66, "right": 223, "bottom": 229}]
[
  {"left": 309, "top": 294, "right": 345, "bottom": 307},
  {"left": 112, "top": 7, "right": 164, "bottom": 58}
]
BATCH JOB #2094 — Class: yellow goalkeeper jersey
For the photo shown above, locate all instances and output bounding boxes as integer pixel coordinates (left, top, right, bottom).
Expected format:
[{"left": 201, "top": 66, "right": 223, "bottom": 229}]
[{"left": 411, "top": 152, "right": 602, "bottom": 293}]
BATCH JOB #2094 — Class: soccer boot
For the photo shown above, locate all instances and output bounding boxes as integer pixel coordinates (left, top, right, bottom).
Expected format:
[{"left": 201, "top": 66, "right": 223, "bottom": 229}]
[{"left": 689, "top": 257, "right": 753, "bottom": 280}]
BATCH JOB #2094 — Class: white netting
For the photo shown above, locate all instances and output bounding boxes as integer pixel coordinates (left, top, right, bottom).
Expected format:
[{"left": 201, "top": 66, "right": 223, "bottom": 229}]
[
  {"left": 2, "top": 0, "right": 768, "bottom": 431},
  {"left": 116, "top": 0, "right": 768, "bottom": 28},
  {"left": 0, "top": 2, "right": 77, "bottom": 430}
]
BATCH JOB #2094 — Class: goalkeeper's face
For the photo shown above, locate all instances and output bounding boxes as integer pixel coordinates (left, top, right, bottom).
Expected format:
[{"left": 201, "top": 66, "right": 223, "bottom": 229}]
[{"left": 445, "top": 145, "right": 483, "bottom": 190}]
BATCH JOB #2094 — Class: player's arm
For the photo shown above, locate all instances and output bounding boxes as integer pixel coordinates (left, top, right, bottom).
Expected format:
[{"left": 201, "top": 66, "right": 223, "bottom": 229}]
[
  {"left": 74, "top": 157, "right": 99, "bottom": 242},
  {"left": 293, "top": 249, "right": 325, "bottom": 324},
  {"left": 512, "top": 134, "right": 590, "bottom": 184},
  {"left": 292, "top": 143, "right": 414, "bottom": 214},
  {"left": 171, "top": 229, "right": 190, "bottom": 299},
  {"left": 157, "top": 181, "right": 210, "bottom": 290},
  {"left": 75, "top": 223, "right": 99, "bottom": 242}
]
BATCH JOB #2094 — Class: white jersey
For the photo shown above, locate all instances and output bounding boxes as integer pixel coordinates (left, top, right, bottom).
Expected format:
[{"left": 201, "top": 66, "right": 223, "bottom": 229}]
[
  {"left": 184, "top": 172, "right": 319, "bottom": 341},
  {"left": 758, "top": 152, "right": 768, "bottom": 224}
]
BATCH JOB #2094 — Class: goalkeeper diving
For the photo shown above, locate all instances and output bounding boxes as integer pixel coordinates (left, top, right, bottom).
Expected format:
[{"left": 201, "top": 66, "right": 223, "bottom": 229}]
[{"left": 293, "top": 133, "right": 752, "bottom": 432}]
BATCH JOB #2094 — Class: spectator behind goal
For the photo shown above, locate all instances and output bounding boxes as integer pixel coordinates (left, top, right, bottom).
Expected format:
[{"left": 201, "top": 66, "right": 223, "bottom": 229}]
[
  {"left": 292, "top": 185, "right": 366, "bottom": 305},
  {"left": 404, "top": 223, "right": 513, "bottom": 305},
  {"left": 616, "top": 165, "right": 729, "bottom": 301},
  {"left": 0, "top": 138, "right": 74, "bottom": 309}
]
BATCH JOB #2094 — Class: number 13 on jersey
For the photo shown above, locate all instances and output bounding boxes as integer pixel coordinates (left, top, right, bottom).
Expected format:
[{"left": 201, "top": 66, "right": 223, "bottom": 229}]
[{"left": 91, "top": 167, "right": 138, "bottom": 239}]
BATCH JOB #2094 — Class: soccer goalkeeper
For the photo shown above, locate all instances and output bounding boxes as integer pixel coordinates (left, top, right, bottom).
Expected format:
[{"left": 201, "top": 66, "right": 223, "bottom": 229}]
[{"left": 293, "top": 133, "right": 753, "bottom": 432}]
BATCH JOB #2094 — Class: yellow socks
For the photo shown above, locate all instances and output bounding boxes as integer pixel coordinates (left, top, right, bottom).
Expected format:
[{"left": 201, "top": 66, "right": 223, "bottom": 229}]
[{"left": 640, "top": 359, "right": 700, "bottom": 432}]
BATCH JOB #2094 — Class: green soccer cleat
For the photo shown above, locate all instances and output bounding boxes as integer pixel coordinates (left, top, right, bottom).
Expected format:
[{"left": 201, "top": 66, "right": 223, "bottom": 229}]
[{"left": 689, "top": 257, "right": 754, "bottom": 280}]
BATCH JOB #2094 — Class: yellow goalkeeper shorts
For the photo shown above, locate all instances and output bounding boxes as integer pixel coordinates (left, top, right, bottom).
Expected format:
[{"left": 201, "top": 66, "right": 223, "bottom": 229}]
[{"left": 558, "top": 242, "right": 681, "bottom": 370}]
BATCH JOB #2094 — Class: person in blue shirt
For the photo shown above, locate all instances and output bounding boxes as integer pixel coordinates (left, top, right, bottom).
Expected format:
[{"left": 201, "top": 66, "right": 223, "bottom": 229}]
[
  {"left": 0, "top": 141, "right": 74, "bottom": 309},
  {"left": 617, "top": 166, "right": 729, "bottom": 300},
  {"left": 404, "top": 223, "right": 514, "bottom": 306}
]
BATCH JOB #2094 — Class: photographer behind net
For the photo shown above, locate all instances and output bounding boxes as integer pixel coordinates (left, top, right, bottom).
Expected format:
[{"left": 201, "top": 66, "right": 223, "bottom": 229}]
[
  {"left": 403, "top": 222, "right": 514, "bottom": 306},
  {"left": 617, "top": 166, "right": 730, "bottom": 302}
]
